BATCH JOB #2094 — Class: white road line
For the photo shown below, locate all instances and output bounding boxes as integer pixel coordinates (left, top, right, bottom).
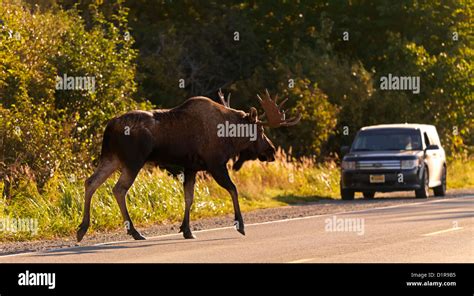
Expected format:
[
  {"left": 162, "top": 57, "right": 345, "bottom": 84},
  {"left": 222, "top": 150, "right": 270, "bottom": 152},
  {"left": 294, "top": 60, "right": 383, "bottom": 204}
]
[
  {"left": 0, "top": 251, "right": 39, "bottom": 259},
  {"left": 1, "top": 196, "right": 472, "bottom": 258},
  {"left": 288, "top": 258, "right": 315, "bottom": 263},
  {"left": 80, "top": 198, "right": 456, "bottom": 246},
  {"left": 422, "top": 227, "right": 464, "bottom": 236}
]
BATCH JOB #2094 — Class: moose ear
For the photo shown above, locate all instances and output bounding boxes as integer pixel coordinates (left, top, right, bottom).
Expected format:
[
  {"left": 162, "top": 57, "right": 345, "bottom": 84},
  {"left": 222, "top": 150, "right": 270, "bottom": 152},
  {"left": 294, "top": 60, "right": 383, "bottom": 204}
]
[{"left": 249, "top": 107, "right": 258, "bottom": 123}]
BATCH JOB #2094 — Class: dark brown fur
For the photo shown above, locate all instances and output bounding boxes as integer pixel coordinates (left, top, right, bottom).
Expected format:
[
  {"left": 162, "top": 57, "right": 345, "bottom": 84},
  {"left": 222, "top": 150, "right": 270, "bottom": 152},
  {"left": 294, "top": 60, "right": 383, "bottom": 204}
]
[{"left": 77, "top": 97, "right": 275, "bottom": 241}]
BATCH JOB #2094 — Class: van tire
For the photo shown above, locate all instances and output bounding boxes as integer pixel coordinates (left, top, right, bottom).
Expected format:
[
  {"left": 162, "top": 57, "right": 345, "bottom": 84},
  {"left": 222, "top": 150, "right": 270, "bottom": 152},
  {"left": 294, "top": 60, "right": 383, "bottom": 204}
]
[{"left": 415, "top": 169, "right": 429, "bottom": 199}]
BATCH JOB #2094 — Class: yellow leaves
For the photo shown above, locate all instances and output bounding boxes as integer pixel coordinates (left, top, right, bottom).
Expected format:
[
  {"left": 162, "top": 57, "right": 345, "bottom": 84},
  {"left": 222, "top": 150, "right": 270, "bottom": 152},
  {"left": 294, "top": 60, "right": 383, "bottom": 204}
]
[{"left": 452, "top": 134, "right": 464, "bottom": 147}]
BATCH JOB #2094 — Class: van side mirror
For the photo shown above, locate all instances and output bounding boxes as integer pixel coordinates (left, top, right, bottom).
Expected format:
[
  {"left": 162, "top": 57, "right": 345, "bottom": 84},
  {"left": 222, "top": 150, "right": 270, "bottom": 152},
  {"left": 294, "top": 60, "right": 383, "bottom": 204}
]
[
  {"left": 425, "top": 144, "right": 439, "bottom": 150},
  {"left": 341, "top": 146, "right": 350, "bottom": 155}
]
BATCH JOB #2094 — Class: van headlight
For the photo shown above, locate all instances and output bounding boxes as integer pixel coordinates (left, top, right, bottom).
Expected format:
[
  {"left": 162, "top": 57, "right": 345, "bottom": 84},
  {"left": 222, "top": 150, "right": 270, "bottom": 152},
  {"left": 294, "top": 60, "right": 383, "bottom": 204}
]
[
  {"left": 401, "top": 159, "right": 419, "bottom": 169},
  {"left": 342, "top": 160, "right": 356, "bottom": 170}
]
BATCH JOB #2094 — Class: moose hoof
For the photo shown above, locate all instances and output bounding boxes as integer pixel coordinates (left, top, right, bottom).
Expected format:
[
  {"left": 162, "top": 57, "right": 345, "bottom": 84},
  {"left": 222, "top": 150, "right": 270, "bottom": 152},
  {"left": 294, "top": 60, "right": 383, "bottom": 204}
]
[
  {"left": 134, "top": 234, "right": 146, "bottom": 240},
  {"left": 181, "top": 229, "right": 196, "bottom": 239},
  {"left": 183, "top": 232, "right": 196, "bottom": 239},
  {"left": 234, "top": 220, "right": 245, "bottom": 236},
  {"left": 129, "top": 231, "right": 146, "bottom": 240},
  {"left": 179, "top": 225, "right": 196, "bottom": 239},
  {"left": 76, "top": 224, "right": 89, "bottom": 242}
]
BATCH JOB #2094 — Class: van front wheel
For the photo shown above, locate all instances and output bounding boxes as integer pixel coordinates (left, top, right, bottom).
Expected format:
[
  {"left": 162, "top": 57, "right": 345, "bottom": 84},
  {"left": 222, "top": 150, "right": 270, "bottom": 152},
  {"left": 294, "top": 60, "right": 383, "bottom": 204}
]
[{"left": 415, "top": 169, "right": 429, "bottom": 199}]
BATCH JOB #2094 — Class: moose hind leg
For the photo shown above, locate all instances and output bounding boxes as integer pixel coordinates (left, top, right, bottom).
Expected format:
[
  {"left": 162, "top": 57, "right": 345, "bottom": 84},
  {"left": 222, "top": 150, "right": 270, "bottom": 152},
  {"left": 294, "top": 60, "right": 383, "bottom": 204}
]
[
  {"left": 77, "top": 158, "right": 118, "bottom": 242},
  {"left": 113, "top": 167, "right": 145, "bottom": 240}
]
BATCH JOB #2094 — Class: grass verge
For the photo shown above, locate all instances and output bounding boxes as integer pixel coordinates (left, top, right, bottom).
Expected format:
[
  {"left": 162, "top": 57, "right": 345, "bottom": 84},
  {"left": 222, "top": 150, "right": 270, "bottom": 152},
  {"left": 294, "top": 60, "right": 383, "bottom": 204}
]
[{"left": 0, "top": 152, "right": 472, "bottom": 241}]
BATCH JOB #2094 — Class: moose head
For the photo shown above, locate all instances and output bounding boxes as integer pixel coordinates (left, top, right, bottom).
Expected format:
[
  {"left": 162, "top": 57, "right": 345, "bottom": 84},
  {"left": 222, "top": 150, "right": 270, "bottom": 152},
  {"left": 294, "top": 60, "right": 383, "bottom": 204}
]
[{"left": 218, "top": 89, "right": 301, "bottom": 170}]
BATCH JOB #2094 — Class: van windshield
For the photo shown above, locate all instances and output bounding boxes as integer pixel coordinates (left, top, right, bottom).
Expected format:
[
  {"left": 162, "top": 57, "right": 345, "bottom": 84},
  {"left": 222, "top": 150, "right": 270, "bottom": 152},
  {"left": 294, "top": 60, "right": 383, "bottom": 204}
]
[{"left": 352, "top": 129, "right": 422, "bottom": 151}]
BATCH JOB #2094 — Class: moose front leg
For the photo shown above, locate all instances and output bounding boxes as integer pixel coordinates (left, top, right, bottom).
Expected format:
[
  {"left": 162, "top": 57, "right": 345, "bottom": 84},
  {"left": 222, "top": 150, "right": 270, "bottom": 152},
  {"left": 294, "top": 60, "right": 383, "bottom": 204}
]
[
  {"left": 209, "top": 165, "right": 245, "bottom": 236},
  {"left": 180, "top": 170, "right": 197, "bottom": 239}
]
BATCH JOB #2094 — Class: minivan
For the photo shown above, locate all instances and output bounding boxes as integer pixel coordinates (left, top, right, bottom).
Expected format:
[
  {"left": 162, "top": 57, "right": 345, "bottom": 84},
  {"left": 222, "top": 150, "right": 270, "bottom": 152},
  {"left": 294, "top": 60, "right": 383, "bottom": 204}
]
[{"left": 340, "top": 124, "right": 447, "bottom": 200}]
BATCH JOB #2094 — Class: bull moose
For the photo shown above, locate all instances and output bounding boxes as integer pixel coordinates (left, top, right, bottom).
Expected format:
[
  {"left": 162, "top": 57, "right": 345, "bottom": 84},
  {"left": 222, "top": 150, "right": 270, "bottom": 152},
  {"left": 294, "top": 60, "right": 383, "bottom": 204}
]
[{"left": 76, "top": 90, "right": 301, "bottom": 242}]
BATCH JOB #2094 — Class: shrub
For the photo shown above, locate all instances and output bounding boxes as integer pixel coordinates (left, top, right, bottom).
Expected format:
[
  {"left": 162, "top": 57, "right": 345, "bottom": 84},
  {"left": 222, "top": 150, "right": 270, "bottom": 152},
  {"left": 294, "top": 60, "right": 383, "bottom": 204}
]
[{"left": 0, "top": 2, "right": 150, "bottom": 192}]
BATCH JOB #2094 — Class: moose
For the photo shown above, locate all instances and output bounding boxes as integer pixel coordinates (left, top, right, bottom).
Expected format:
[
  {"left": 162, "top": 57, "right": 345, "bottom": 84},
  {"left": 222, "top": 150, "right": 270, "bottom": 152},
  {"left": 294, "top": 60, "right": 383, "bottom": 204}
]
[{"left": 77, "top": 90, "right": 301, "bottom": 242}]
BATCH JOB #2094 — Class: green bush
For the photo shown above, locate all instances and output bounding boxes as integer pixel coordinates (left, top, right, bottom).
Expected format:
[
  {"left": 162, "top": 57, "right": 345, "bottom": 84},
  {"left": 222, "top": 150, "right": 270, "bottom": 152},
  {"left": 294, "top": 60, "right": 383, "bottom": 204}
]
[{"left": 0, "top": 2, "right": 150, "bottom": 191}]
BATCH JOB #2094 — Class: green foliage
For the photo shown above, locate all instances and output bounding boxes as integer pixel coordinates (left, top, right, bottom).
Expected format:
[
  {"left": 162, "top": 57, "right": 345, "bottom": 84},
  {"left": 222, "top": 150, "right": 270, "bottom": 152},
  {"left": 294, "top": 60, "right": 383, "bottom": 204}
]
[
  {"left": 272, "top": 79, "right": 339, "bottom": 157},
  {"left": 0, "top": 1, "right": 150, "bottom": 188},
  {"left": 322, "top": 0, "right": 473, "bottom": 156},
  {"left": 110, "top": 0, "right": 472, "bottom": 157},
  {"left": 2, "top": 1, "right": 469, "bottom": 181},
  {"left": 0, "top": 1, "right": 473, "bottom": 234}
]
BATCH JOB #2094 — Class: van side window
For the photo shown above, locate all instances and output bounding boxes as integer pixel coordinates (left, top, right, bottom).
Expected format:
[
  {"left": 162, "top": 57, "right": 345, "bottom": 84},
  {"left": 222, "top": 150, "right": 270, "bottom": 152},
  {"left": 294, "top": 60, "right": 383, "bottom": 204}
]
[
  {"left": 431, "top": 131, "right": 441, "bottom": 146},
  {"left": 429, "top": 134, "right": 437, "bottom": 146},
  {"left": 423, "top": 132, "right": 431, "bottom": 148}
]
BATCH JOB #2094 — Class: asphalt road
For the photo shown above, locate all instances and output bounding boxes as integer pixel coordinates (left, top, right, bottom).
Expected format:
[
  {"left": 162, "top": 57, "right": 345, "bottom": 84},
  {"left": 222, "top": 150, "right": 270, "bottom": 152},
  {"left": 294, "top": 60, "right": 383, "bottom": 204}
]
[{"left": 1, "top": 195, "right": 472, "bottom": 263}]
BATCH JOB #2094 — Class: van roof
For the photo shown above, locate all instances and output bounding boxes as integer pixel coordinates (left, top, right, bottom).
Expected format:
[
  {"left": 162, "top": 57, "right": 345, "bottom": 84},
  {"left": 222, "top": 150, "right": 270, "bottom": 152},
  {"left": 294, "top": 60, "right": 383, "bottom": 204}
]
[{"left": 361, "top": 124, "right": 436, "bottom": 131}]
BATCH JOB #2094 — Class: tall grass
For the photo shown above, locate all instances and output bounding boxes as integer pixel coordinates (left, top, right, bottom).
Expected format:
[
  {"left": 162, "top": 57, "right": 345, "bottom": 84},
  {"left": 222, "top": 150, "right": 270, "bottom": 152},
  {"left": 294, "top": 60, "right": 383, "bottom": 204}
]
[
  {"left": 0, "top": 149, "right": 339, "bottom": 241},
  {"left": 0, "top": 151, "right": 472, "bottom": 241},
  {"left": 447, "top": 158, "right": 474, "bottom": 189}
]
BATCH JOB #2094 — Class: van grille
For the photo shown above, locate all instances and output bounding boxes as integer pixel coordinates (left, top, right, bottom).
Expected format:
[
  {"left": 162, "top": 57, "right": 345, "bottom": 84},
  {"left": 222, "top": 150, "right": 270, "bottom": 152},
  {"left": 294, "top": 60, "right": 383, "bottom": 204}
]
[{"left": 356, "top": 160, "right": 400, "bottom": 170}]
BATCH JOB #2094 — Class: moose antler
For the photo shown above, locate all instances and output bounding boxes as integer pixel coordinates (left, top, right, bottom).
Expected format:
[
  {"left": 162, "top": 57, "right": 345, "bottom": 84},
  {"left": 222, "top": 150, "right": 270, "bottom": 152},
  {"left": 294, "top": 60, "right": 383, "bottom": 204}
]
[
  {"left": 256, "top": 89, "right": 301, "bottom": 128},
  {"left": 218, "top": 88, "right": 231, "bottom": 108}
]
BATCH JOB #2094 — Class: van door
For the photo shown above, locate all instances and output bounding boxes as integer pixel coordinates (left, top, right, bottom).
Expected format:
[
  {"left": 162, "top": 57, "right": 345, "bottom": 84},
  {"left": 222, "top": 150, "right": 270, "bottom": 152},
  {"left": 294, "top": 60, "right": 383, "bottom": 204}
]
[
  {"left": 423, "top": 131, "right": 442, "bottom": 187},
  {"left": 429, "top": 128, "right": 444, "bottom": 186}
]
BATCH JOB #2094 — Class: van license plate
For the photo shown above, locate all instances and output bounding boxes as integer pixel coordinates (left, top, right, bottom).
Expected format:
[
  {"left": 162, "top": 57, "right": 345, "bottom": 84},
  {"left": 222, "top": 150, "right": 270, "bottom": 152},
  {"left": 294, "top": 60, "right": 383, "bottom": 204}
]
[{"left": 370, "top": 175, "right": 385, "bottom": 183}]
